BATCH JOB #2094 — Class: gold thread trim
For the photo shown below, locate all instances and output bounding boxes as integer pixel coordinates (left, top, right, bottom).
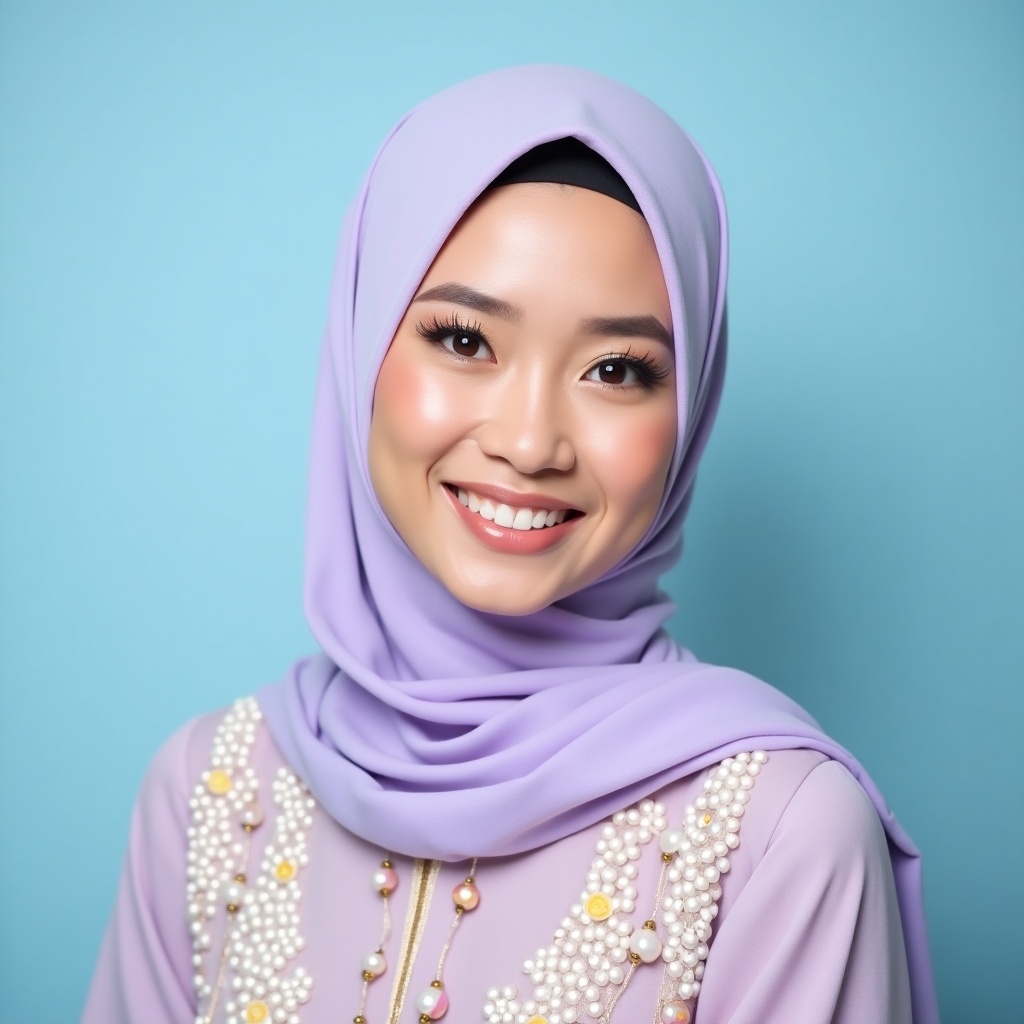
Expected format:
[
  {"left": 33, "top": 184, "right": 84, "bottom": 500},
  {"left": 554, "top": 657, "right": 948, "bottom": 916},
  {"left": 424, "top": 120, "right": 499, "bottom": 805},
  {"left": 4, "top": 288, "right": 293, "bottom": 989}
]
[{"left": 388, "top": 858, "right": 440, "bottom": 1024}]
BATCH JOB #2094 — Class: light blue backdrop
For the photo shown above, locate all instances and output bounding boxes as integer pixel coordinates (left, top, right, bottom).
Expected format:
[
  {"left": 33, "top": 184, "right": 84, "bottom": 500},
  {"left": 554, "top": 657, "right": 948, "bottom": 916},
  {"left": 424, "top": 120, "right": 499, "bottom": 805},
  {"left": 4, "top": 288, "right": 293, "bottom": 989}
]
[{"left": 1, "top": 4, "right": 1020, "bottom": 1021}]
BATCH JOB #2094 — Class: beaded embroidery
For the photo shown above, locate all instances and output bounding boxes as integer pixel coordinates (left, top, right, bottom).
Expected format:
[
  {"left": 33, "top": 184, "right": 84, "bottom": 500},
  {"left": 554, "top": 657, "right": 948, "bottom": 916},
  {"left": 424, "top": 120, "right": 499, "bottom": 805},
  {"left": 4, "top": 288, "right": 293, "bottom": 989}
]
[
  {"left": 188, "top": 700, "right": 763, "bottom": 1024},
  {"left": 482, "top": 752, "right": 767, "bottom": 1024},
  {"left": 187, "top": 697, "right": 315, "bottom": 1024}
]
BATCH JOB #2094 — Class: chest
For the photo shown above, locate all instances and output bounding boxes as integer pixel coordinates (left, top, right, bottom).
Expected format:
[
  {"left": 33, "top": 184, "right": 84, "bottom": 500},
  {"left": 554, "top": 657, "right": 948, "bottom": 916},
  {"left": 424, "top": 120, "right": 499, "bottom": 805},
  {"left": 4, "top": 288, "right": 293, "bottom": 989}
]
[{"left": 188, "top": 698, "right": 764, "bottom": 1024}]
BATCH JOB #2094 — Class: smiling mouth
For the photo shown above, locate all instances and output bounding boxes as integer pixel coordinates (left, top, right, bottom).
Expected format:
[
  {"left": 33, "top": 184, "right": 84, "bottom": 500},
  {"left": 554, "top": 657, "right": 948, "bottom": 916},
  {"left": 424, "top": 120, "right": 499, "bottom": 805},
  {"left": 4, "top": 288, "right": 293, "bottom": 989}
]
[{"left": 444, "top": 484, "right": 582, "bottom": 532}]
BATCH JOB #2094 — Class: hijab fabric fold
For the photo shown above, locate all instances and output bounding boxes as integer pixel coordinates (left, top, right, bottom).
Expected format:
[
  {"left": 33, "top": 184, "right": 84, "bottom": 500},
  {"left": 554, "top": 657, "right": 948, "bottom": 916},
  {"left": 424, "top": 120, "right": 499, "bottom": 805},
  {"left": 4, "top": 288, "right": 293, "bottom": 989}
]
[{"left": 259, "top": 65, "right": 937, "bottom": 1022}]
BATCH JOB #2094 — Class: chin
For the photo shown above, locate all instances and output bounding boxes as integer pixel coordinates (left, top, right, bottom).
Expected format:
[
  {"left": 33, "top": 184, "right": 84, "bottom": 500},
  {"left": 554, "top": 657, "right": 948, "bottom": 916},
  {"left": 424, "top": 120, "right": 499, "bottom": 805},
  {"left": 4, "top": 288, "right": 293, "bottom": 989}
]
[
  {"left": 452, "top": 585, "right": 553, "bottom": 618},
  {"left": 440, "top": 567, "right": 563, "bottom": 618}
]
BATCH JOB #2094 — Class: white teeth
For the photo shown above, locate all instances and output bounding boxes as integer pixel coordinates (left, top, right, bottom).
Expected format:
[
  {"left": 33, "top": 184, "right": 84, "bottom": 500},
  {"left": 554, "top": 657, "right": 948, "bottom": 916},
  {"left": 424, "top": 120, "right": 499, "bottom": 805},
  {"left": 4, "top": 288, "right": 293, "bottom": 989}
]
[
  {"left": 493, "top": 503, "right": 515, "bottom": 528},
  {"left": 512, "top": 508, "right": 534, "bottom": 531},
  {"left": 452, "top": 486, "right": 575, "bottom": 531}
]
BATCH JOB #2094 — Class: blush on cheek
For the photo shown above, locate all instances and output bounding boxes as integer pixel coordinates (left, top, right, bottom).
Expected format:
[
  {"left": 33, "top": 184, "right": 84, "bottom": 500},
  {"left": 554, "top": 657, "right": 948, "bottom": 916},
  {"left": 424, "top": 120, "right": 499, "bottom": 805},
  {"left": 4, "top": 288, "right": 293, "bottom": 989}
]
[
  {"left": 599, "top": 412, "right": 677, "bottom": 522},
  {"left": 373, "top": 348, "right": 460, "bottom": 454}
]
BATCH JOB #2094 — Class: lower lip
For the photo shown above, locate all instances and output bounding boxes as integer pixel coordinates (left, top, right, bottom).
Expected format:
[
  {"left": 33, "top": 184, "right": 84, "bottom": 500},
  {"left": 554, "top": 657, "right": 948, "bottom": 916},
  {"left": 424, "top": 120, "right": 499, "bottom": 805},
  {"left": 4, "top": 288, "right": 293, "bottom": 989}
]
[{"left": 443, "top": 487, "right": 582, "bottom": 555}]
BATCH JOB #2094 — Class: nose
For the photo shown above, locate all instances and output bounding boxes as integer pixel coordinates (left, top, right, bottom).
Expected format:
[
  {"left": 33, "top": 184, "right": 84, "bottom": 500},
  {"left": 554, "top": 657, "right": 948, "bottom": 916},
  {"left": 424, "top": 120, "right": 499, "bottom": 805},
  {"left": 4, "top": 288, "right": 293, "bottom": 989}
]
[{"left": 475, "top": 365, "right": 575, "bottom": 475}]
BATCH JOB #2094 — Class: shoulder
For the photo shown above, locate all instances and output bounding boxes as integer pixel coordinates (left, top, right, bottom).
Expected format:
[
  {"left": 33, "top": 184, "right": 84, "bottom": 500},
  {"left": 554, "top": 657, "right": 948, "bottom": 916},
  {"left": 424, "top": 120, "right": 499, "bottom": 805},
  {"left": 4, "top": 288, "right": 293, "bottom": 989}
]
[
  {"left": 137, "top": 707, "right": 226, "bottom": 805},
  {"left": 720, "top": 748, "right": 896, "bottom": 913},
  {"left": 722, "top": 747, "right": 886, "bottom": 859},
  {"left": 133, "top": 695, "right": 316, "bottom": 857},
  {"left": 119, "top": 707, "right": 230, "bottom": 870},
  {"left": 134, "top": 699, "right": 277, "bottom": 836},
  {"left": 768, "top": 755, "right": 893, "bottom": 881},
  {"left": 666, "top": 748, "right": 893, "bottom": 920}
]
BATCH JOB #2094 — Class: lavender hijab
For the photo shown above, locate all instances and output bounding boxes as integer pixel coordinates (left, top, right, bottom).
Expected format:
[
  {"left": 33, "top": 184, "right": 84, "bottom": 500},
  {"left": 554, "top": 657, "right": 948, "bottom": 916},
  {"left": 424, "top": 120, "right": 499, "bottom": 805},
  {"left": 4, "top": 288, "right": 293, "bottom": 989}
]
[{"left": 260, "top": 66, "right": 936, "bottom": 1020}]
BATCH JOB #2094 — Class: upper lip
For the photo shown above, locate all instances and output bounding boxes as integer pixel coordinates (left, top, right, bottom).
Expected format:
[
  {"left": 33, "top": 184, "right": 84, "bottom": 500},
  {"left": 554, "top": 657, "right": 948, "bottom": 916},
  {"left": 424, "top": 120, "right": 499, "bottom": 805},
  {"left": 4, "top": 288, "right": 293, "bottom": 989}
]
[{"left": 445, "top": 480, "right": 581, "bottom": 512}]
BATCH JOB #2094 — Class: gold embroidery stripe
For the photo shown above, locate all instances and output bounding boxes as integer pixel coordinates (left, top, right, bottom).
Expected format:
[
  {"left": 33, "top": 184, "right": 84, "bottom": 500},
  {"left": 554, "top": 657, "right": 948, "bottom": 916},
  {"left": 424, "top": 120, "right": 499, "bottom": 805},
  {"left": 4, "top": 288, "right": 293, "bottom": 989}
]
[{"left": 388, "top": 858, "right": 440, "bottom": 1024}]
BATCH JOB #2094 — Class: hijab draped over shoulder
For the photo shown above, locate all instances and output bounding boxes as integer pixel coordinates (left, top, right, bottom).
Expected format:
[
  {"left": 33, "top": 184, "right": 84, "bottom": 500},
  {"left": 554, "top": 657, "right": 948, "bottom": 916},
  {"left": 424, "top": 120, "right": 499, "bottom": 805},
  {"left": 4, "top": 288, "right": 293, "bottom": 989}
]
[{"left": 259, "top": 65, "right": 936, "bottom": 1021}]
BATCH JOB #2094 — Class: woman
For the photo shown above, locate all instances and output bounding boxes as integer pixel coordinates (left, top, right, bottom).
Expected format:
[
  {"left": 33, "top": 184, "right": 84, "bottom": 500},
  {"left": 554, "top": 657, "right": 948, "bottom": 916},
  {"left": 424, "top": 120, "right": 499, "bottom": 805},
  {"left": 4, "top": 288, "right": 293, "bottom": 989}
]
[{"left": 84, "top": 66, "right": 937, "bottom": 1023}]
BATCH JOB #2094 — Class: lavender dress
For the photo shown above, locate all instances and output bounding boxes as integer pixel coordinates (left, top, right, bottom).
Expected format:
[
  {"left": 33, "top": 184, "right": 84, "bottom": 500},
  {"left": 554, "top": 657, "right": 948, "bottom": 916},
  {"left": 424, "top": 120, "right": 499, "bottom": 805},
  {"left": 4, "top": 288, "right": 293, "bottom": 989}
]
[{"left": 83, "top": 700, "right": 911, "bottom": 1023}]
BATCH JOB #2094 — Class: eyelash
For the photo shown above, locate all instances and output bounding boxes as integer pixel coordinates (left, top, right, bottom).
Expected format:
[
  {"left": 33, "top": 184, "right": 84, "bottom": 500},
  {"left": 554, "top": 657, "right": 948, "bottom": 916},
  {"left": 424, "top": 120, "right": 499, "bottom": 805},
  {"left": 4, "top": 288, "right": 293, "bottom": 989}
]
[
  {"left": 588, "top": 347, "right": 671, "bottom": 389},
  {"left": 416, "top": 313, "right": 491, "bottom": 356},
  {"left": 415, "top": 312, "right": 671, "bottom": 390}
]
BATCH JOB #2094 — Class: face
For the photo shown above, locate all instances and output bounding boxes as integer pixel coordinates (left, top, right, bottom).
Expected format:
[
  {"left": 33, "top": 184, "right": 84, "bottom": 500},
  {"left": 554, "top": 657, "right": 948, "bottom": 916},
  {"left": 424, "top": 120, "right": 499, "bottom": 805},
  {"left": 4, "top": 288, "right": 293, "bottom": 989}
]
[{"left": 368, "top": 183, "right": 677, "bottom": 616}]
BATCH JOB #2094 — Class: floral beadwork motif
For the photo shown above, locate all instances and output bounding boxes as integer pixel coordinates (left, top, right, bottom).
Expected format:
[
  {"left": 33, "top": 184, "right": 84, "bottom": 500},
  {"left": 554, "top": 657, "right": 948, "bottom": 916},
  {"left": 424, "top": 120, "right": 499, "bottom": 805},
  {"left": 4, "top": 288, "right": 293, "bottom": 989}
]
[
  {"left": 483, "top": 752, "right": 766, "bottom": 1024},
  {"left": 187, "top": 697, "right": 315, "bottom": 1024}
]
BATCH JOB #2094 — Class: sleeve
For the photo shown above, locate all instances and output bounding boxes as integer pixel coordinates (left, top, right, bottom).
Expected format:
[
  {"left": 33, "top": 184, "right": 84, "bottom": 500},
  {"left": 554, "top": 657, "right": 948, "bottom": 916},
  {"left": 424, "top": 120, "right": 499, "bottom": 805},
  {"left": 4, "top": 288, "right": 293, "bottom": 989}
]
[
  {"left": 80, "top": 718, "right": 204, "bottom": 1023},
  {"left": 695, "top": 759, "right": 913, "bottom": 1024}
]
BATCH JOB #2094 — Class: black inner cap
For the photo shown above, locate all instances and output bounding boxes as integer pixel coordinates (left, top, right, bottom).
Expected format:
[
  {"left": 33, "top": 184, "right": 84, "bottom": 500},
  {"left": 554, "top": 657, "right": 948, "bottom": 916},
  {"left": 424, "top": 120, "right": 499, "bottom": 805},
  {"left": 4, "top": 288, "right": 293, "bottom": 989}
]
[{"left": 488, "top": 137, "right": 642, "bottom": 215}]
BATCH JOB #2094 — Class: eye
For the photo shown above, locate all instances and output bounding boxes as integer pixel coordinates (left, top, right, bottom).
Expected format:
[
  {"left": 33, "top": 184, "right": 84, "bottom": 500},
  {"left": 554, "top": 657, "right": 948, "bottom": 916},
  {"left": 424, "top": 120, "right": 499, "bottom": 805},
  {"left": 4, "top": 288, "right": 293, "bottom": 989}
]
[
  {"left": 416, "top": 314, "right": 494, "bottom": 361},
  {"left": 583, "top": 349, "right": 672, "bottom": 390},
  {"left": 440, "top": 330, "right": 492, "bottom": 360},
  {"left": 586, "top": 359, "right": 640, "bottom": 386}
]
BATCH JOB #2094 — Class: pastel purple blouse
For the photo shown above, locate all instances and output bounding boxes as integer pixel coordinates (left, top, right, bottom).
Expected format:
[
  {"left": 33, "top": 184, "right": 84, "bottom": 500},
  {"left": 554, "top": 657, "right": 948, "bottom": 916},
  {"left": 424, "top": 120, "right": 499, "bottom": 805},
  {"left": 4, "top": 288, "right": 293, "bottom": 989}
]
[{"left": 83, "top": 704, "right": 912, "bottom": 1023}]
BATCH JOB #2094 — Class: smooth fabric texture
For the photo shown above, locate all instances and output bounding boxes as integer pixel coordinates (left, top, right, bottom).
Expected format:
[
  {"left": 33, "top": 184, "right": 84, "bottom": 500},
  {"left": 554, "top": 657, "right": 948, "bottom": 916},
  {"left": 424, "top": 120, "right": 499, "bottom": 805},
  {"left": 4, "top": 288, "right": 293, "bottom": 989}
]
[
  {"left": 255, "top": 66, "right": 937, "bottom": 1021},
  {"left": 82, "top": 712, "right": 913, "bottom": 1023}
]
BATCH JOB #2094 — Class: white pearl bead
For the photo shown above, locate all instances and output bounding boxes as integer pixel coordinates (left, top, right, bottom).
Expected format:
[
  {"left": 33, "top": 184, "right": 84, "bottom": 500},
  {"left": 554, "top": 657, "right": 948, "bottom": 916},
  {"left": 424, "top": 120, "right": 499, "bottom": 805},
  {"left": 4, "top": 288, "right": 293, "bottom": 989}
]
[
  {"left": 629, "top": 929, "right": 663, "bottom": 963},
  {"left": 362, "top": 950, "right": 386, "bottom": 976},
  {"left": 660, "top": 829, "right": 684, "bottom": 854}
]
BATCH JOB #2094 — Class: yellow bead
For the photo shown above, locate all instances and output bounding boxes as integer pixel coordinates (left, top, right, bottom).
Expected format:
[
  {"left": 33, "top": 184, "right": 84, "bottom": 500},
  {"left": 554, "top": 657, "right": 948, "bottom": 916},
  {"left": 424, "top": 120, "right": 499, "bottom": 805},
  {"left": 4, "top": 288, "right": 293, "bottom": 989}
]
[
  {"left": 274, "top": 860, "right": 297, "bottom": 883},
  {"left": 527, "top": 1017, "right": 549, "bottom": 1024},
  {"left": 206, "top": 769, "right": 233, "bottom": 795},
  {"left": 585, "top": 892, "right": 612, "bottom": 921},
  {"left": 245, "top": 1001, "right": 269, "bottom": 1023},
  {"left": 701, "top": 812, "right": 712, "bottom": 826}
]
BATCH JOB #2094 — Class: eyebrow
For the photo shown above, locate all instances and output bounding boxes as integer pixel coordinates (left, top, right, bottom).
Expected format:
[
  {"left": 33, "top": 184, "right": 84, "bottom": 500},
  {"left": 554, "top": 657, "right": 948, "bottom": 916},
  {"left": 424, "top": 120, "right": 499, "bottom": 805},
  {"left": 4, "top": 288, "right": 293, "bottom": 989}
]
[
  {"left": 413, "top": 281, "right": 673, "bottom": 349},
  {"left": 412, "top": 283, "right": 523, "bottom": 324},
  {"left": 579, "top": 314, "right": 673, "bottom": 350}
]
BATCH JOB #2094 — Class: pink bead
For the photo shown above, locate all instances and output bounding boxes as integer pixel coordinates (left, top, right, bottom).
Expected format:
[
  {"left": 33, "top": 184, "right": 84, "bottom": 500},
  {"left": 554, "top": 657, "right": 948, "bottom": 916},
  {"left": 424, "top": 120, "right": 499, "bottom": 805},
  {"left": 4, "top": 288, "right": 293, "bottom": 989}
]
[
  {"left": 661, "top": 1001, "right": 692, "bottom": 1024},
  {"left": 371, "top": 865, "right": 398, "bottom": 894},
  {"left": 414, "top": 985, "right": 448, "bottom": 1019},
  {"left": 452, "top": 880, "right": 480, "bottom": 911}
]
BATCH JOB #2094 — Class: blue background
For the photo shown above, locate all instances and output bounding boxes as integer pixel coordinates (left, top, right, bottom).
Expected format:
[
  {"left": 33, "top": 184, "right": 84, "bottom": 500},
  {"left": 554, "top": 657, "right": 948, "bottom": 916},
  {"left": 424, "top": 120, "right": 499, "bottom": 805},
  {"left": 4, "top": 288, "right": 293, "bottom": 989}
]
[{"left": 1, "top": 4, "right": 1021, "bottom": 1021}]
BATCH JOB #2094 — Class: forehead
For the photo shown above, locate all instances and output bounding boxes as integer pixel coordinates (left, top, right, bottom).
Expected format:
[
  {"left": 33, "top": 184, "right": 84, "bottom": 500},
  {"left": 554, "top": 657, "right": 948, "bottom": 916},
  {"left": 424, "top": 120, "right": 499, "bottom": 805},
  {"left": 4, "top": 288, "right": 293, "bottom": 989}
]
[{"left": 416, "top": 183, "right": 671, "bottom": 322}]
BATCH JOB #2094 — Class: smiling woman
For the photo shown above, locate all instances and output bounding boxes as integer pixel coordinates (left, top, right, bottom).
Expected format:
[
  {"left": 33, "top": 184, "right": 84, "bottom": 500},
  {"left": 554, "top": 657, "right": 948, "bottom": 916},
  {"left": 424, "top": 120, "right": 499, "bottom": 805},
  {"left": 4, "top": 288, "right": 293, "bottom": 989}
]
[
  {"left": 370, "top": 181, "right": 676, "bottom": 614},
  {"left": 83, "top": 66, "right": 938, "bottom": 1024}
]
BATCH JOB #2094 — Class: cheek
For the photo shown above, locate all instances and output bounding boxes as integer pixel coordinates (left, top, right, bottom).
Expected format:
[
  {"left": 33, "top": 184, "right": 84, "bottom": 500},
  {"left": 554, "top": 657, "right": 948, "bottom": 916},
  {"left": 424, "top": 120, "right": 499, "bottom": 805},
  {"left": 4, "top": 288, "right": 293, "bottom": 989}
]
[
  {"left": 587, "top": 403, "right": 677, "bottom": 520},
  {"left": 370, "top": 346, "right": 466, "bottom": 468}
]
